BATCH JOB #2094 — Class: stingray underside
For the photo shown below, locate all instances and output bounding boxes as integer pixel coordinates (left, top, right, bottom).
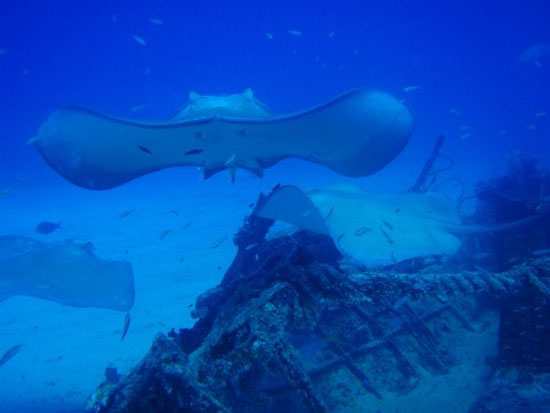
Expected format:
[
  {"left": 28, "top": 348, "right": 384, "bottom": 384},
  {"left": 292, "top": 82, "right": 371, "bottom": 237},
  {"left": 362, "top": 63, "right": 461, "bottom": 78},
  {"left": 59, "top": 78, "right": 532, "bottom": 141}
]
[{"left": 33, "top": 89, "right": 413, "bottom": 189}]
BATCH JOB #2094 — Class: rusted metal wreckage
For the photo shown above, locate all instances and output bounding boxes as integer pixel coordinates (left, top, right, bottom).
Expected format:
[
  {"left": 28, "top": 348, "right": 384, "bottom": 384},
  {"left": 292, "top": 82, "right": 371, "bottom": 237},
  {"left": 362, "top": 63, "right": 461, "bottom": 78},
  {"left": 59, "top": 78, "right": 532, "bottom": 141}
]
[
  {"left": 88, "top": 149, "right": 550, "bottom": 412},
  {"left": 87, "top": 194, "right": 550, "bottom": 412}
]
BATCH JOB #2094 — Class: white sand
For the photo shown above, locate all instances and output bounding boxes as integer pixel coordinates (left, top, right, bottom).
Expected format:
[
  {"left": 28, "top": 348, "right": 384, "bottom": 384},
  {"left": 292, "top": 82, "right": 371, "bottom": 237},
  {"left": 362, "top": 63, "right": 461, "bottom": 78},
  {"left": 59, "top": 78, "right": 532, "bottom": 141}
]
[{"left": 0, "top": 160, "right": 352, "bottom": 411}]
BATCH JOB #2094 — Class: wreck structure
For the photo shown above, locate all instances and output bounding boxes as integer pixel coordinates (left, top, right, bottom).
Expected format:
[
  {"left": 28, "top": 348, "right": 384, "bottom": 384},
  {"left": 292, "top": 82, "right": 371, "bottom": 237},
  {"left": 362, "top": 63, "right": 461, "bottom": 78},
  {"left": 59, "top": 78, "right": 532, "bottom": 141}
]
[{"left": 87, "top": 154, "right": 550, "bottom": 412}]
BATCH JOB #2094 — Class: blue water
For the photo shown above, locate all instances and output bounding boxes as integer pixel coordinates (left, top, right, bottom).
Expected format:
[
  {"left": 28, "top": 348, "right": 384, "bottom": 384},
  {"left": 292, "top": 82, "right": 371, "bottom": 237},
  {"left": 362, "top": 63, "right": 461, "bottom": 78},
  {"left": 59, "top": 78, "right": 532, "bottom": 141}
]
[{"left": 1, "top": 0, "right": 549, "bottom": 411}]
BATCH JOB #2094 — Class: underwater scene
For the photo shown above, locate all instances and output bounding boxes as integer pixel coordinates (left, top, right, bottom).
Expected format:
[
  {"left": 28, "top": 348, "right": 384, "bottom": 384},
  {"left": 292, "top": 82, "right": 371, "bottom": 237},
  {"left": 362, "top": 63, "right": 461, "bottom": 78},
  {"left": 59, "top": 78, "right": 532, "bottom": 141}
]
[{"left": 1, "top": 1, "right": 550, "bottom": 412}]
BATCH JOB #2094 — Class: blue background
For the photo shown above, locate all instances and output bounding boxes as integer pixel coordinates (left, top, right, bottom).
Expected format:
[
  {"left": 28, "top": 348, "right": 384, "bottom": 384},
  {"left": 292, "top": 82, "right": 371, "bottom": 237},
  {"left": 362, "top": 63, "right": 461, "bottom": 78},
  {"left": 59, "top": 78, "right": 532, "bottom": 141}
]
[{"left": 1, "top": 0, "right": 549, "bottom": 186}]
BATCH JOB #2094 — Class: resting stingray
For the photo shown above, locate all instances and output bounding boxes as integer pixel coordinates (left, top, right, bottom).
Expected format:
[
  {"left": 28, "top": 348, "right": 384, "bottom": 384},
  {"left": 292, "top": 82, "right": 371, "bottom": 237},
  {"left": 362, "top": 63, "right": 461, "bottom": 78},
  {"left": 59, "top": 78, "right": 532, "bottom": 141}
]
[
  {"left": 0, "top": 236, "right": 134, "bottom": 311},
  {"left": 31, "top": 88, "right": 413, "bottom": 189},
  {"left": 255, "top": 184, "right": 546, "bottom": 268}
]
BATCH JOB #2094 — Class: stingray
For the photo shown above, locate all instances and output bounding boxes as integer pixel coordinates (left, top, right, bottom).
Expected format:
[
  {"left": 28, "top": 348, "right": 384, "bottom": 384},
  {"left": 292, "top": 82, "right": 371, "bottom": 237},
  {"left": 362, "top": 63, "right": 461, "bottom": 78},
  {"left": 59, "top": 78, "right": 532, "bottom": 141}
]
[
  {"left": 30, "top": 88, "right": 413, "bottom": 189},
  {"left": 520, "top": 43, "right": 550, "bottom": 67},
  {"left": 255, "top": 184, "right": 546, "bottom": 268},
  {"left": 0, "top": 235, "right": 134, "bottom": 311}
]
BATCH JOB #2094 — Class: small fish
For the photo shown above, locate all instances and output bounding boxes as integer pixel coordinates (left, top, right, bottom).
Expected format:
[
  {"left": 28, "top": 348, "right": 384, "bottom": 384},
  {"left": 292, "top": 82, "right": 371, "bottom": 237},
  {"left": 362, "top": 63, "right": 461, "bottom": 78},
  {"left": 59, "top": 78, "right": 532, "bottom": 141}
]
[
  {"left": 535, "top": 111, "right": 546, "bottom": 118},
  {"left": 325, "top": 206, "right": 335, "bottom": 220},
  {"left": 132, "top": 35, "right": 146, "bottom": 46},
  {"left": 14, "top": 173, "right": 32, "bottom": 183},
  {"left": 159, "top": 229, "right": 172, "bottom": 240},
  {"left": 112, "top": 13, "right": 117, "bottom": 23},
  {"left": 459, "top": 133, "right": 472, "bottom": 140},
  {"left": 265, "top": 32, "right": 274, "bottom": 40},
  {"left": 449, "top": 108, "right": 461, "bottom": 116},
  {"left": 35, "top": 221, "right": 61, "bottom": 234},
  {"left": 526, "top": 124, "right": 537, "bottom": 131},
  {"left": 182, "top": 222, "right": 192, "bottom": 230},
  {"left": 34, "top": 280, "right": 52, "bottom": 289},
  {"left": 0, "top": 344, "right": 22, "bottom": 368},
  {"left": 382, "top": 220, "right": 394, "bottom": 231},
  {"left": 354, "top": 227, "right": 372, "bottom": 236},
  {"left": 328, "top": 31, "right": 335, "bottom": 38},
  {"left": 380, "top": 228, "right": 394, "bottom": 244},
  {"left": 170, "top": 210, "right": 180, "bottom": 216},
  {"left": 47, "top": 355, "right": 64, "bottom": 363},
  {"left": 460, "top": 125, "right": 470, "bottom": 130},
  {"left": 178, "top": 255, "right": 185, "bottom": 263},
  {"left": 227, "top": 167, "right": 236, "bottom": 182},
  {"left": 336, "top": 233, "right": 346, "bottom": 243},
  {"left": 0, "top": 48, "right": 7, "bottom": 55},
  {"left": 245, "top": 242, "right": 258, "bottom": 251},
  {"left": 130, "top": 104, "right": 146, "bottom": 112},
  {"left": 403, "top": 86, "right": 421, "bottom": 93},
  {"left": 137, "top": 145, "right": 152, "bottom": 154},
  {"left": 353, "top": 48, "right": 359, "bottom": 55},
  {"left": 148, "top": 17, "right": 163, "bottom": 25},
  {"left": 211, "top": 236, "right": 227, "bottom": 249},
  {"left": 184, "top": 148, "right": 204, "bottom": 155},
  {"left": 119, "top": 210, "right": 135, "bottom": 218},
  {"left": 144, "top": 66, "right": 151, "bottom": 75},
  {"left": 121, "top": 313, "right": 130, "bottom": 341},
  {"left": 288, "top": 29, "right": 302, "bottom": 36},
  {"left": 224, "top": 153, "right": 236, "bottom": 167}
]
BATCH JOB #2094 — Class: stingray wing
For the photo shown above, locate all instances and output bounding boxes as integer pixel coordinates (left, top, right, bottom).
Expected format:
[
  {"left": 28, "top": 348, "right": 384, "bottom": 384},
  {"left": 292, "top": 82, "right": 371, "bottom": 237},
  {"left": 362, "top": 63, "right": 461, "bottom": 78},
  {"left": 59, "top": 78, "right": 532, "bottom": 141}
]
[
  {"left": 0, "top": 236, "right": 134, "bottom": 311},
  {"left": 33, "top": 89, "right": 413, "bottom": 190},
  {"left": 256, "top": 184, "right": 462, "bottom": 267},
  {"left": 256, "top": 185, "right": 330, "bottom": 235}
]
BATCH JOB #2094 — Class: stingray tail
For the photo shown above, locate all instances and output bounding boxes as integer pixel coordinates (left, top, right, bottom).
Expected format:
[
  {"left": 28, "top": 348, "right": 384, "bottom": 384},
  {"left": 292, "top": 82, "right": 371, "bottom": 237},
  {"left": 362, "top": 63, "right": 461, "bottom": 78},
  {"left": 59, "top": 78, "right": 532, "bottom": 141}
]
[{"left": 448, "top": 212, "right": 547, "bottom": 235}]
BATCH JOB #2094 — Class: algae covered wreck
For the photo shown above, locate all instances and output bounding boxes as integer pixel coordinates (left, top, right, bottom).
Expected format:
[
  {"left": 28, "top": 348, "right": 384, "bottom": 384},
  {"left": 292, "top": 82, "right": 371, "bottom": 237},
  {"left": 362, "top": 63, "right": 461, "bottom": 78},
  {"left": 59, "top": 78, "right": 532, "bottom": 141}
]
[{"left": 87, "top": 155, "right": 550, "bottom": 412}]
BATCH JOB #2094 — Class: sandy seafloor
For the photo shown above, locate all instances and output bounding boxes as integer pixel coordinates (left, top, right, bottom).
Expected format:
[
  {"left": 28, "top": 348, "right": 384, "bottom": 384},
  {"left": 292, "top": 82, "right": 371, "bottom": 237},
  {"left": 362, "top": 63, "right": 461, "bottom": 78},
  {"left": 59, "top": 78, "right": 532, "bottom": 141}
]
[
  {"left": 0, "top": 156, "right": 487, "bottom": 412},
  {"left": 0, "top": 161, "right": 346, "bottom": 412}
]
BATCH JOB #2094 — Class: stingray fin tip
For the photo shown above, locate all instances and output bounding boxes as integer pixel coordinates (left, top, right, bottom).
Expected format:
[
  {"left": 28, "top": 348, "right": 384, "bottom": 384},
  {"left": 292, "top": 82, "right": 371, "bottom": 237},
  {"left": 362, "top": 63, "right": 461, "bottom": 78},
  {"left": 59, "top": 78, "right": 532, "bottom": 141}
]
[{"left": 27, "top": 135, "right": 40, "bottom": 145}]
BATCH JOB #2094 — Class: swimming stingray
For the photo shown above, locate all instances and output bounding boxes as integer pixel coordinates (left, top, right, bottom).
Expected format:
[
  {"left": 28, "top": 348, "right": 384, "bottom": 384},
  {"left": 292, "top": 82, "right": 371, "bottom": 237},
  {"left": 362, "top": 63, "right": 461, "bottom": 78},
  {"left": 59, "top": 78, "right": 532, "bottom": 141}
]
[
  {"left": 520, "top": 43, "right": 550, "bottom": 67},
  {"left": 255, "top": 184, "right": 546, "bottom": 267},
  {"left": 0, "top": 235, "right": 134, "bottom": 311},
  {"left": 30, "top": 88, "right": 413, "bottom": 189}
]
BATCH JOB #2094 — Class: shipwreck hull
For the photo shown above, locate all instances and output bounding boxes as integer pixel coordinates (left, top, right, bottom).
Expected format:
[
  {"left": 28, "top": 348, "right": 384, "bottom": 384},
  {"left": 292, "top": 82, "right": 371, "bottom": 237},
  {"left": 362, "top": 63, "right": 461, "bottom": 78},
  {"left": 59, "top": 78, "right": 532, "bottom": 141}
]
[{"left": 87, "top": 214, "right": 550, "bottom": 412}]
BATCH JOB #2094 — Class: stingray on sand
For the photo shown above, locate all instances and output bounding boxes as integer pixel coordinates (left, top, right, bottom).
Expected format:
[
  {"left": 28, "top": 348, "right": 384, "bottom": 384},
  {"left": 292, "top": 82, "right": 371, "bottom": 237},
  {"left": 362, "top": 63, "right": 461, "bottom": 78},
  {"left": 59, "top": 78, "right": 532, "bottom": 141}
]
[
  {"left": 31, "top": 88, "right": 413, "bottom": 189},
  {"left": 0, "top": 236, "right": 134, "bottom": 311}
]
